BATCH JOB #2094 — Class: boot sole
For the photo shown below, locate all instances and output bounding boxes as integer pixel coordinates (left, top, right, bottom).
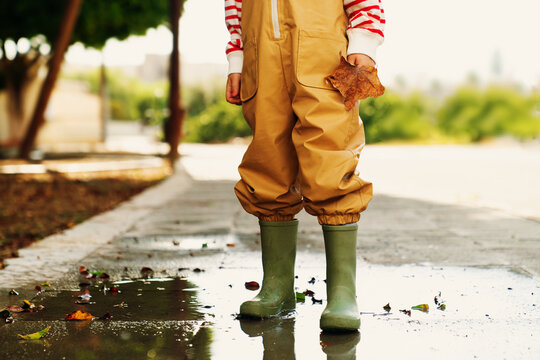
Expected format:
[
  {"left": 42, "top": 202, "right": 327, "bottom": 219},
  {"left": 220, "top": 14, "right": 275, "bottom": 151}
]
[{"left": 240, "top": 297, "right": 296, "bottom": 318}]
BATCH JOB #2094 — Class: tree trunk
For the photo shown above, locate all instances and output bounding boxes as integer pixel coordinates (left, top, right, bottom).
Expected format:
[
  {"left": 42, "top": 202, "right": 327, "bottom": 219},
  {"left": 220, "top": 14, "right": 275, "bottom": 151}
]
[
  {"left": 18, "top": 0, "right": 83, "bottom": 159},
  {"left": 167, "top": 0, "right": 185, "bottom": 162},
  {"left": 99, "top": 57, "right": 109, "bottom": 142}
]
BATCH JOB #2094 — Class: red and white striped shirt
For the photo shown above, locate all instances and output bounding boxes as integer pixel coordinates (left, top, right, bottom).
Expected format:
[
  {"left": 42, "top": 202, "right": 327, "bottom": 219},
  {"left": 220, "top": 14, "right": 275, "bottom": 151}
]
[{"left": 225, "top": 0, "right": 386, "bottom": 74}]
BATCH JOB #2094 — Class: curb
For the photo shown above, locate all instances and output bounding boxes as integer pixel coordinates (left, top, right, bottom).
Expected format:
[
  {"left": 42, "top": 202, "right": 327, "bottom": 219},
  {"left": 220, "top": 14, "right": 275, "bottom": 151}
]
[{"left": 0, "top": 162, "right": 193, "bottom": 289}]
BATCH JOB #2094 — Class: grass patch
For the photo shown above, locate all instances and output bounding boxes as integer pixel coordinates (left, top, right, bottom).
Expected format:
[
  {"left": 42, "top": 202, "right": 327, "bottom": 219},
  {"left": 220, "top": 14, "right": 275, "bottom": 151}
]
[{"left": 0, "top": 166, "right": 171, "bottom": 267}]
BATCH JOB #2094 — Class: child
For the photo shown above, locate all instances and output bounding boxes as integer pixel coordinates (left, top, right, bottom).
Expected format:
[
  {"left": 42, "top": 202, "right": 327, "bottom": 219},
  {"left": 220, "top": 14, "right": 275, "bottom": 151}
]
[{"left": 224, "top": 0, "right": 385, "bottom": 332}]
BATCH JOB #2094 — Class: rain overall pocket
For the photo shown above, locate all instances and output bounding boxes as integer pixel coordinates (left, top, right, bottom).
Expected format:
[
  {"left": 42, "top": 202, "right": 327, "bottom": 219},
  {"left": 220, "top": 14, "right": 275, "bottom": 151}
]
[
  {"left": 296, "top": 30, "right": 347, "bottom": 90},
  {"left": 240, "top": 41, "right": 258, "bottom": 102}
]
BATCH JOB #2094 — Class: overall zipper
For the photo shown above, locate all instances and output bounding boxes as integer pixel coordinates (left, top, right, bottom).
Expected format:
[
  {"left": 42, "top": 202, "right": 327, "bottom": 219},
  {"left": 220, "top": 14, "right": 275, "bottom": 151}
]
[{"left": 271, "top": 0, "right": 281, "bottom": 38}]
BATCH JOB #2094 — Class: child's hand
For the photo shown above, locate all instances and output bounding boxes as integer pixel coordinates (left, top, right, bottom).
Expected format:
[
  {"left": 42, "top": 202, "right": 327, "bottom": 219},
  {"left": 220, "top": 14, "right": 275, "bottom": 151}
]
[
  {"left": 347, "top": 53, "right": 375, "bottom": 68},
  {"left": 226, "top": 73, "right": 242, "bottom": 105}
]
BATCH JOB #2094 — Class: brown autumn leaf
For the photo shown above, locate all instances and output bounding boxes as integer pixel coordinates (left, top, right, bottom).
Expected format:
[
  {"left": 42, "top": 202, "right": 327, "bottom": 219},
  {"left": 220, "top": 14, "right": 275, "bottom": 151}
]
[
  {"left": 65, "top": 310, "right": 95, "bottom": 321},
  {"left": 244, "top": 281, "right": 260, "bottom": 291},
  {"left": 6, "top": 305, "right": 25, "bottom": 313},
  {"left": 326, "top": 56, "right": 385, "bottom": 110}
]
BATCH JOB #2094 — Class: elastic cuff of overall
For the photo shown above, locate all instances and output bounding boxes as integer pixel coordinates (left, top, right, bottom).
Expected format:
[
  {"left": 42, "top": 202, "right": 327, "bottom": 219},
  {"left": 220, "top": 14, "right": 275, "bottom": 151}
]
[
  {"left": 227, "top": 50, "right": 244, "bottom": 75},
  {"left": 346, "top": 28, "right": 383, "bottom": 64},
  {"left": 317, "top": 213, "right": 361, "bottom": 226},
  {"left": 259, "top": 214, "right": 296, "bottom": 223}
]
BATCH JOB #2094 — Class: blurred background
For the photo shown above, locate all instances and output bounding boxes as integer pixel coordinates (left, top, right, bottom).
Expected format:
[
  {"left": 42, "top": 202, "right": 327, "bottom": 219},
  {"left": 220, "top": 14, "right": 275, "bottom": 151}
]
[
  {"left": 0, "top": 0, "right": 539, "bottom": 262},
  {"left": 1, "top": 0, "right": 538, "bottom": 154}
]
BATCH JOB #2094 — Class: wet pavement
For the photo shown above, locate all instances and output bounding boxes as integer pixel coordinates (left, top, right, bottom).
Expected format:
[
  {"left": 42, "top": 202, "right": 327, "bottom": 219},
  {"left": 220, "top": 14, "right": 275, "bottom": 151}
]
[
  {"left": 1, "top": 244, "right": 539, "bottom": 359},
  {"left": 1, "top": 144, "right": 540, "bottom": 359}
]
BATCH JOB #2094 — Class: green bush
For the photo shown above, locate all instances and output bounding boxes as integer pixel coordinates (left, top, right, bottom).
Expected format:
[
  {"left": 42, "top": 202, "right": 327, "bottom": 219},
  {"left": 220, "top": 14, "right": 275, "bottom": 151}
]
[
  {"left": 63, "top": 69, "right": 167, "bottom": 123},
  {"left": 437, "top": 86, "right": 540, "bottom": 141},
  {"left": 65, "top": 69, "right": 540, "bottom": 144},
  {"left": 184, "top": 99, "right": 251, "bottom": 143},
  {"left": 359, "top": 91, "right": 438, "bottom": 143}
]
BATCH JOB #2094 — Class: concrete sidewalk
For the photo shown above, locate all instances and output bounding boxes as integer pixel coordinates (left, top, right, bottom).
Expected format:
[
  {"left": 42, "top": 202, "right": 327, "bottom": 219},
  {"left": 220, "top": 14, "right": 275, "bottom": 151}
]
[{"left": 1, "top": 144, "right": 539, "bottom": 359}]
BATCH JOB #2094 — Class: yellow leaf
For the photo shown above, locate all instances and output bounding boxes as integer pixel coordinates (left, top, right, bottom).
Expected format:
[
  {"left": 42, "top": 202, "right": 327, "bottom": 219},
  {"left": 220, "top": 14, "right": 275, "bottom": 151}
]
[{"left": 18, "top": 326, "right": 50, "bottom": 340}]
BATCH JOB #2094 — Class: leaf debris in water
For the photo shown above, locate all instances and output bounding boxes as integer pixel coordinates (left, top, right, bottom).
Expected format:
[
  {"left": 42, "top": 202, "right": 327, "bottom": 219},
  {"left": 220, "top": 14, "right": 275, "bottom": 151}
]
[
  {"left": 244, "top": 281, "right": 260, "bottom": 291},
  {"left": 411, "top": 304, "right": 429, "bottom": 312},
  {"left": 18, "top": 326, "right": 50, "bottom": 340}
]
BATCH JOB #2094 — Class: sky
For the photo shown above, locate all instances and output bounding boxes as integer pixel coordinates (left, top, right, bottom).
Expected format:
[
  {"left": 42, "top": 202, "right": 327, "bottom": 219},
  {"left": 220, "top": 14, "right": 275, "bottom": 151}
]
[{"left": 65, "top": 0, "right": 540, "bottom": 90}]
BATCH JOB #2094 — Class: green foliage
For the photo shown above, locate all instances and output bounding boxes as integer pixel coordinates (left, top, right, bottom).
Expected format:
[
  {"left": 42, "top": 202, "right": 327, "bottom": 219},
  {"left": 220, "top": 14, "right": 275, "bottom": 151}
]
[
  {"left": 185, "top": 85, "right": 221, "bottom": 118},
  {"left": 64, "top": 69, "right": 540, "bottom": 144},
  {"left": 437, "top": 86, "right": 540, "bottom": 141},
  {"left": 65, "top": 69, "right": 168, "bottom": 122},
  {"left": 184, "top": 99, "right": 251, "bottom": 143},
  {"left": 359, "top": 91, "right": 438, "bottom": 143},
  {"left": 0, "top": 0, "right": 175, "bottom": 50}
]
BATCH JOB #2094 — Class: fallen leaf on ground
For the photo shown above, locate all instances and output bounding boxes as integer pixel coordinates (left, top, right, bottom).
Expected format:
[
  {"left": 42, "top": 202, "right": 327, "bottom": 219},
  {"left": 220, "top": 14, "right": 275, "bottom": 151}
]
[
  {"left": 21, "top": 300, "right": 35, "bottom": 310},
  {"left": 411, "top": 304, "right": 429, "bottom": 312},
  {"left": 383, "top": 303, "right": 391, "bottom": 312},
  {"left": 35, "top": 285, "right": 42, "bottom": 292},
  {"left": 1, "top": 309, "right": 12, "bottom": 320},
  {"left": 434, "top": 291, "right": 442, "bottom": 305},
  {"left": 303, "top": 290, "right": 315, "bottom": 297},
  {"left": 6, "top": 305, "right": 24, "bottom": 313},
  {"left": 244, "top": 281, "right": 260, "bottom": 291},
  {"left": 41, "top": 281, "right": 50, "bottom": 287},
  {"left": 226, "top": 243, "right": 236, "bottom": 247},
  {"left": 326, "top": 57, "right": 385, "bottom": 110},
  {"left": 399, "top": 309, "right": 412, "bottom": 316},
  {"left": 434, "top": 291, "right": 446, "bottom": 310},
  {"left": 296, "top": 292, "right": 306, "bottom": 301},
  {"left": 65, "top": 310, "right": 95, "bottom": 321},
  {"left": 18, "top": 326, "right": 50, "bottom": 340},
  {"left": 202, "top": 243, "right": 208, "bottom": 248}
]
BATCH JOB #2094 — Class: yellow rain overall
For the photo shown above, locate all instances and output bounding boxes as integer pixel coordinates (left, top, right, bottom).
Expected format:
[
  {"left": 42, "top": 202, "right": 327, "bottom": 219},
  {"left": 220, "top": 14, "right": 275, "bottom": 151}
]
[{"left": 234, "top": 0, "right": 373, "bottom": 225}]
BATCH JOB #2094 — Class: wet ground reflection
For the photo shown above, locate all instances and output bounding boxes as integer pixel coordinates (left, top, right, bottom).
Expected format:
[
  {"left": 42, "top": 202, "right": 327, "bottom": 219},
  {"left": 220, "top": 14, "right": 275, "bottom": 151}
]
[{"left": 1, "top": 255, "right": 538, "bottom": 359}]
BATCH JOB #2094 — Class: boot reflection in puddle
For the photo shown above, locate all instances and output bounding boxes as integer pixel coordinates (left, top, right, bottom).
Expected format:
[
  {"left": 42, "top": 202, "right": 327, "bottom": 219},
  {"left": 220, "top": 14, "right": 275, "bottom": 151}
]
[
  {"left": 320, "top": 332, "right": 360, "bottom": 360},
  {"left": 239, "top": 316, "right": 296, "bottom": 359}
]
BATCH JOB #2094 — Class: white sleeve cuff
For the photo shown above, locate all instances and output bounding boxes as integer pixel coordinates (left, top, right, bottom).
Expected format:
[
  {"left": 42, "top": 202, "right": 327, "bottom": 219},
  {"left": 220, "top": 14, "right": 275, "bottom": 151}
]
[
  {"left": 346, "top": 28, "right": 383, "bottom": 64},
  {"left": 227, "top": 51, "right": 244, "bottom": 75}
]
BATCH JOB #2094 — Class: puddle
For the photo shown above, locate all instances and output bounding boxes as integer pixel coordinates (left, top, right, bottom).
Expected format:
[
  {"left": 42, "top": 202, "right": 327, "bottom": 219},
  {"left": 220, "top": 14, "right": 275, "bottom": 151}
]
[
  {"left": 1, "top": 256, "right": 539, "bottom": 359},
  {"left": 16, "top": 277, "right": 210, "bottom": 322}
]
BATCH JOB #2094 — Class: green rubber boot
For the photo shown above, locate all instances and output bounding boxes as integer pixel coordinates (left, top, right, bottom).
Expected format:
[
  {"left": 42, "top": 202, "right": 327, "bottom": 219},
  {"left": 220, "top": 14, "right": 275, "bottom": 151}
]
[
  {"left": 320, "top": 224, "right": 360, "bottom": 332},
  {"left": 240, "top": 219, "right": 298, "bottom": 318}
]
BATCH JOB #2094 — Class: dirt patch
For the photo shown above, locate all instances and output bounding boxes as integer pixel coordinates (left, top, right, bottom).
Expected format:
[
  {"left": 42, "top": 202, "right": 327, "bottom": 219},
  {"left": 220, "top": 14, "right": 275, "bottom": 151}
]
[{"left": 0, "top": 165, "right": 172, "bottom": 268}]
